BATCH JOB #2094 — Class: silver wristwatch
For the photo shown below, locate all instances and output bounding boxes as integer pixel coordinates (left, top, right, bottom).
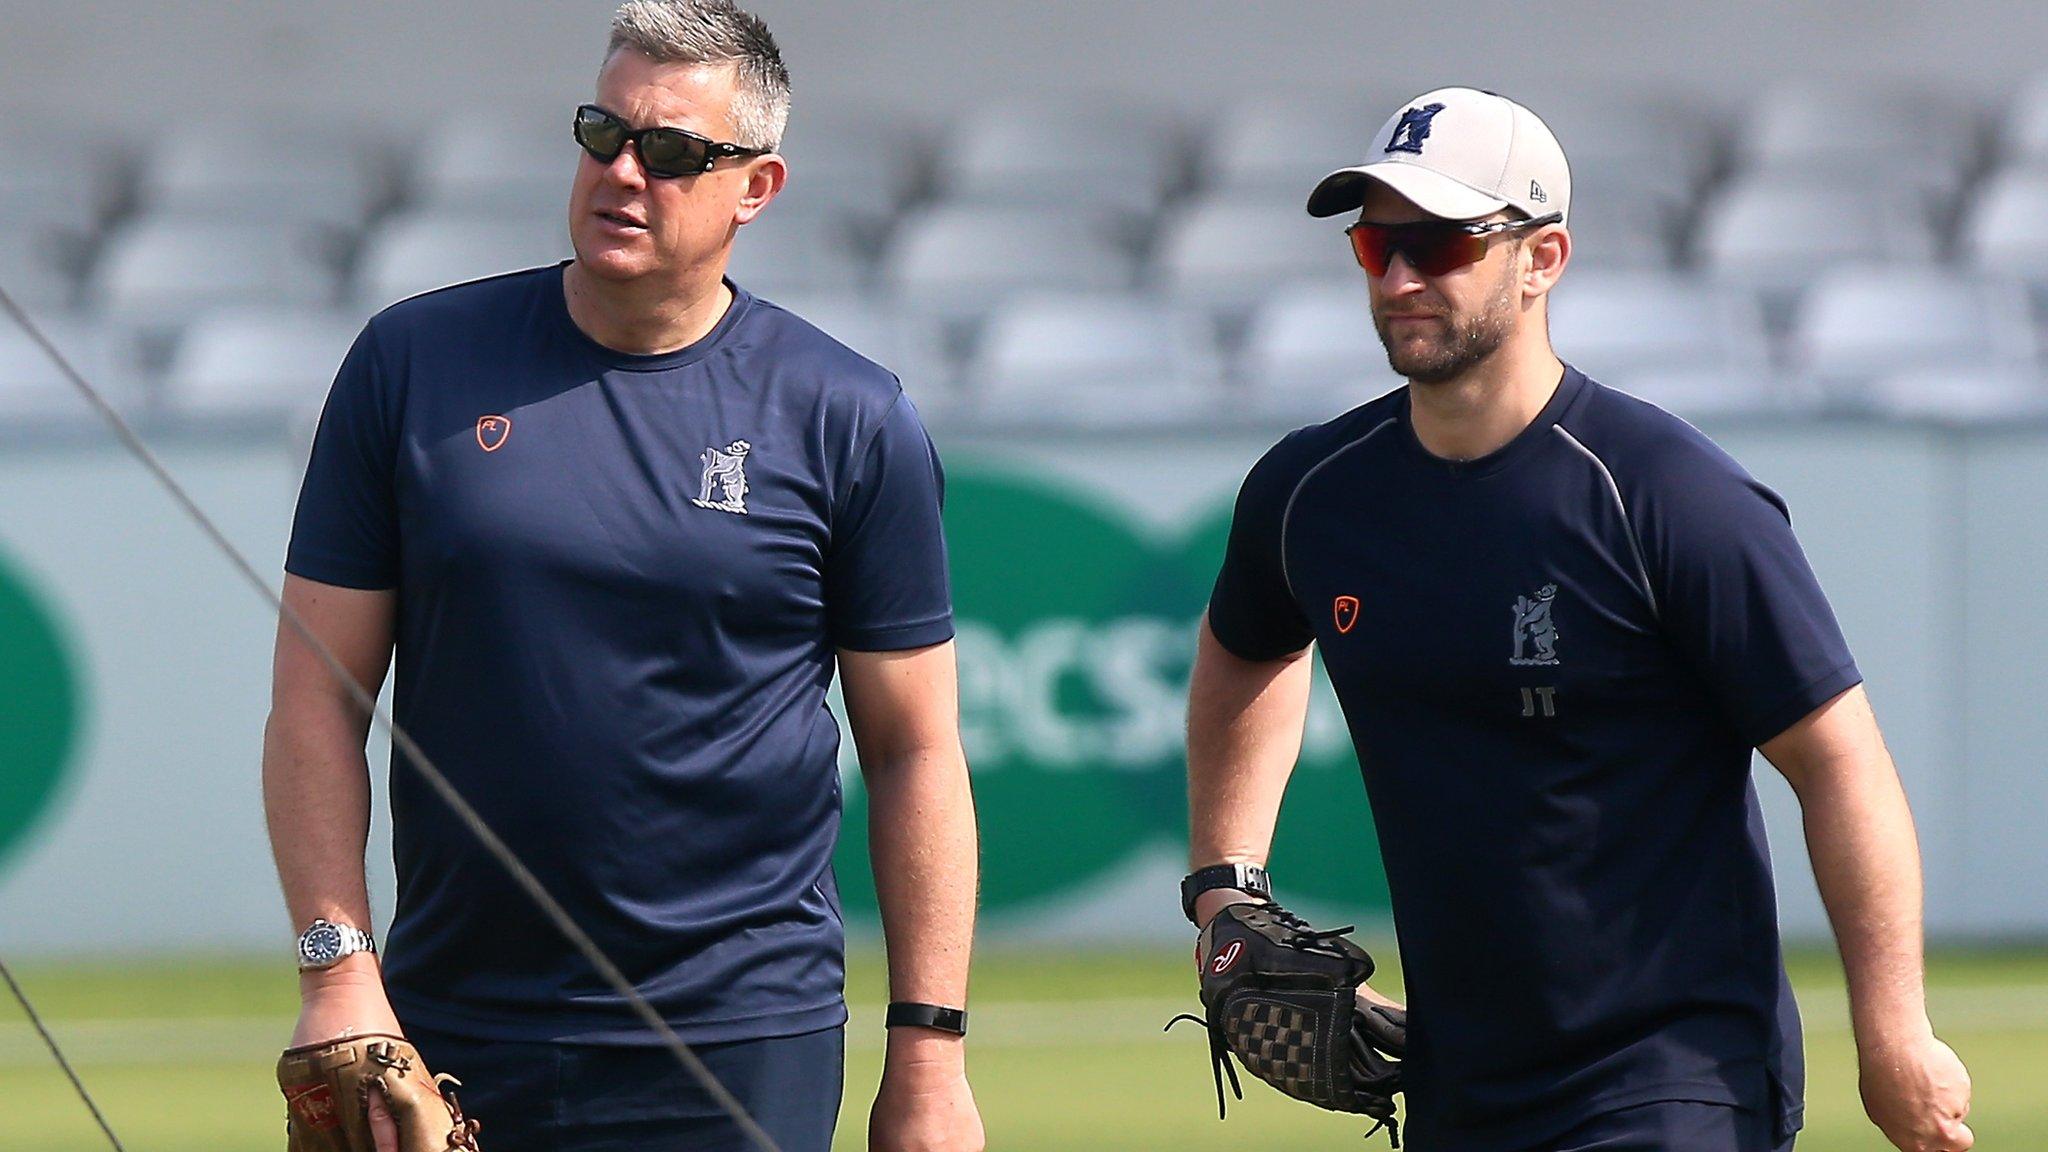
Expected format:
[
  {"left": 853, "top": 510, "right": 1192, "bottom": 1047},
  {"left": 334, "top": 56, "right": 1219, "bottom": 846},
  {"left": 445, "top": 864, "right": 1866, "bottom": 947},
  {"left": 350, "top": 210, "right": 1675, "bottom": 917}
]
[{"left": 295, "top": 918, "right": 377, "bottom": 971}]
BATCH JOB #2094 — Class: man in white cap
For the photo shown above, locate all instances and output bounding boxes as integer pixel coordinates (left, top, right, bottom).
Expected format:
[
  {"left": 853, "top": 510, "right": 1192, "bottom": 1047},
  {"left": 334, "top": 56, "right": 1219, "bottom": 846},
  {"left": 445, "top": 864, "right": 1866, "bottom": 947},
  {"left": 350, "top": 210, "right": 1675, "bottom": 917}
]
[{"left": 1181, "top": 87, "right": 1973, "bottom": 1151}]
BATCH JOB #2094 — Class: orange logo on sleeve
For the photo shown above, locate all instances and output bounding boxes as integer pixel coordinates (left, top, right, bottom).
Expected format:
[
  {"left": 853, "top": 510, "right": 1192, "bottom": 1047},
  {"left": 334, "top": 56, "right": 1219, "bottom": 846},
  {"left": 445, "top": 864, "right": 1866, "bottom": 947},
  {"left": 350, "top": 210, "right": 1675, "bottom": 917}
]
[
  {"left": 476, "top": 415, "right": 511, "bottom": 452},
  {"left": 1333, "top": 595, "right": 1361, "bottom": 635}
]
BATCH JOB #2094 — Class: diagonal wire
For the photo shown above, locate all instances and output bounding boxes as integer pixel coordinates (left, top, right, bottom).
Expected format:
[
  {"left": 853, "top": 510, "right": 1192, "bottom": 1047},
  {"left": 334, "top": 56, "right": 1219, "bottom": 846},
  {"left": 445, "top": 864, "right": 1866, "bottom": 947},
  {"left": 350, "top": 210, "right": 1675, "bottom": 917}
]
[
  {"left": 0, "top": 956, "right": 130, "bottom": 1152},
  {"left": 0, "top": 285, "right": 784, "bottom": 1152}
]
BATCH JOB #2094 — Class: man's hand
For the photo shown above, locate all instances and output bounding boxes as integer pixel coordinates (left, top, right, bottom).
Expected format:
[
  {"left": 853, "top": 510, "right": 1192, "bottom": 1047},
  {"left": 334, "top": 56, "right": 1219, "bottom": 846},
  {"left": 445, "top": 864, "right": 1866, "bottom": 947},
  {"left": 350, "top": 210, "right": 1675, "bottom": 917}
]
[
  {"left": 1860, "top": 1029, "right": 1973, "bottom": 1151},
  {"left": 869, "top": 1032, "right": 985, "bottom": 1152},
  {"left": 289, "top": 956, "right": 407, "bottom": 1152}
]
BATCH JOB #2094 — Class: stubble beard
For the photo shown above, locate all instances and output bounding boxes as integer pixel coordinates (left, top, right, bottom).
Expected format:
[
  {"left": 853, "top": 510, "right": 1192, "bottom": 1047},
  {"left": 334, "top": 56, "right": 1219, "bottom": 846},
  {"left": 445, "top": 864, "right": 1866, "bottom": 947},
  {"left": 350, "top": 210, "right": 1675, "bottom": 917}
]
[{"left": 1375, "top": 268, "right": 1518, "bottom": 385}]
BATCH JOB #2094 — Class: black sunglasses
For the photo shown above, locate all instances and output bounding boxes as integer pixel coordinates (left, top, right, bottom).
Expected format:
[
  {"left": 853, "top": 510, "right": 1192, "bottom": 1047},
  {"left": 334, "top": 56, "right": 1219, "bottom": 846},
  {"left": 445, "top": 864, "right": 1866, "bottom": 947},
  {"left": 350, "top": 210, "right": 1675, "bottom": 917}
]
[
  {"left": 1346, "top": 213, "right": 1563, "bottom": 277},
  {"left": 572, "top": 104, "right": 770, "bottom": 178}
]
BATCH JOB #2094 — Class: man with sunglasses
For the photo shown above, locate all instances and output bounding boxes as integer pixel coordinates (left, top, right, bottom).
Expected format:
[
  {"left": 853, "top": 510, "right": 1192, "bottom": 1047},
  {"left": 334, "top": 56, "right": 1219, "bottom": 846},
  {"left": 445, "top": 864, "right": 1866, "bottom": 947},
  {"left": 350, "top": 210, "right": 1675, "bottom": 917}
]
[
  {"left": 1184, "top": 88, "right": 1971, "bottom": 1151},
  {"left": 266, "top": 3, "right": 983, "bottom": 1151}
]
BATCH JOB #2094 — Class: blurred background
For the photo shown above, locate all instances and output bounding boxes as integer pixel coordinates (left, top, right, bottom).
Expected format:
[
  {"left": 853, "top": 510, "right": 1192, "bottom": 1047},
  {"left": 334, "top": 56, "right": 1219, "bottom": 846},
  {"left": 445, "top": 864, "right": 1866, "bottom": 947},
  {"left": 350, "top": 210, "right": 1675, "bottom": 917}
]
[{"left": 2, "top": 1, "right": 2047, "bottom": 1148}]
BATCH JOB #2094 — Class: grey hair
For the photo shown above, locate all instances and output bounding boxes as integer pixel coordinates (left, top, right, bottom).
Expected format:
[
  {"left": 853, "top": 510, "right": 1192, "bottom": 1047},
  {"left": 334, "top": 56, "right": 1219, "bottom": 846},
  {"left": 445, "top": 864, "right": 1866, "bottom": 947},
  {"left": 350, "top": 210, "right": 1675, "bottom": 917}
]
[{"left": 606, "top": 0, "right": 791, "bottom": 152}]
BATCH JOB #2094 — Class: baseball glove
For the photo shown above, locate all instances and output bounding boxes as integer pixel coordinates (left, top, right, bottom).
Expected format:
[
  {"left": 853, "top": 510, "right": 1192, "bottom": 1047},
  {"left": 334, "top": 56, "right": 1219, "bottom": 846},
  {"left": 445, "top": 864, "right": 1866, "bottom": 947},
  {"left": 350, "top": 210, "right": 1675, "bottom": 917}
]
[
  {"left": 277, "top": 1033, "right": 482, "bottom": 1152},
  {"left": 1168, "top": 902, "right": 1405, "bottom": 1145}
]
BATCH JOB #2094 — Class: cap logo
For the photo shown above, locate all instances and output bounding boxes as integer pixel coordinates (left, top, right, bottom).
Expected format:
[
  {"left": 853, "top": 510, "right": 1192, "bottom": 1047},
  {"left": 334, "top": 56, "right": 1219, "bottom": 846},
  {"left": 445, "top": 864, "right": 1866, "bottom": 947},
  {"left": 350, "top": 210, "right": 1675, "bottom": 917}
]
[
  {"left": 1529, "top": 180, "right": 1548, "bottom": 204},
  {"left": 1385, "top": 103, "right": 1447, "bottom": 155}
]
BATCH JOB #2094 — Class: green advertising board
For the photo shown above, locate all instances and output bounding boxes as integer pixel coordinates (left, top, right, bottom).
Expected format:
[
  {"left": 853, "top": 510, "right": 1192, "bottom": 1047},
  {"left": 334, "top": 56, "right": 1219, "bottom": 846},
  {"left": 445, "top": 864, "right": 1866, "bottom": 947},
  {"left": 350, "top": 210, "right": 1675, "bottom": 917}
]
[
  {"left": 0, "top": 546, "right": 83, "bottom": 871},
  {"left": 834, "top": 466, "right": 1391, "bottom": 922}
]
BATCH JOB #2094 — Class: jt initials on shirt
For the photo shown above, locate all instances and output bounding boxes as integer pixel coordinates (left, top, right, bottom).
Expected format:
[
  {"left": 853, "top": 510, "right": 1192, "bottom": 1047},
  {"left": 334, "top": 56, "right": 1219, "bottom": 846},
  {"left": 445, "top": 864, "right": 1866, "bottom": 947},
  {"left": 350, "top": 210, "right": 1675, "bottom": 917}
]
[{"left": 1520, "top": 686, "right": 1558, "bottom": 718}]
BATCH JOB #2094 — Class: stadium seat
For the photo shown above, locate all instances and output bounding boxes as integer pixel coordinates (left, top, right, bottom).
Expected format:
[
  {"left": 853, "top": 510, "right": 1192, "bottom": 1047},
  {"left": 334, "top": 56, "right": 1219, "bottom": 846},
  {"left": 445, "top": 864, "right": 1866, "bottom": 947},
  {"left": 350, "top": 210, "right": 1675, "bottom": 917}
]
[
  {"left": 161, "top": 308, "right": 363, "bottom": 421},
  {"left": 0, "top": 226, "right": 81, "bottom": 311},
  {"left": 967, "top": 293, "right": 1223, "bottom": 427},
  {"left": 138, "top": 119, "right": 388, "bottom": 229},
  {"left": 1195, "top": 90, "right": 1388, "bottom": 200},
  {"left": 354, "top": 212, "right": 572, "bottom": 310},
  {"left": 0, "top": 130, "right": 124, "bottom": 236},
  {"left": 1596, "top": 366, "right": 1793, "bottom": 421},
  {"left": 0, "top": 317, "right": 146, "bottom": 426},
  {"left": 410, "top": 110, "right": 574, "bottom": 218},
  {"left": 1696, "top": 174, "right": 1937, "bottom": 303},
  {"left": 1959, "top": 169, "right": 2048, "bottom": 284},
  {"left": 771, "top": 112, "right": 919, "bottom": 226},
  {"left": 1864, "top": 366, "right": 2048, "bottom": 423},
  {"left": 1791, "top": 266, "right": 2036, "bottom": 394},
  {"left": 1534, "top": 92, "right": 1720, "bottom": 212},
  {"left": 1734, "top": 83, "right": 1979, "bottom": 199},
  {"left": 1152, "top": 196, "right": 1357, "bottom": 311},
  {"left": 1238, "top": 282, "right": 1405, "bottom": 419},
  {"left": 1559, "top": 192, "right": 1676, "bottom": 270},
  {"left": 881, "top": 205, "right": 1138, "bottom": 320},
  {"left": 932, "top": 101, "right": 1182, "bottom": 217},
  {"left": 726, "top": 206, "right": 870, "bottom": 298},
  {"left": 2000, "top": 74, "right": 2048, "bottom": 167},
  {"left": 1550, "top": 270, "right": 1769, "bottom": 381},
  {"left": 90, "top": 218, "right": 340, "bottom": 325}
]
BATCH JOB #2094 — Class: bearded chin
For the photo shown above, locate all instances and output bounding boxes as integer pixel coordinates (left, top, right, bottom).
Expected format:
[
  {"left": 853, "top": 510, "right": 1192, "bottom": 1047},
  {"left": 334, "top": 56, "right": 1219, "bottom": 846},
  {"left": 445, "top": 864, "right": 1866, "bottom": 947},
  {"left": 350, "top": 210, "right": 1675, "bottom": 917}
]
[{"left": 1379, "top": 278, "right": 1518, "bottom": 384}]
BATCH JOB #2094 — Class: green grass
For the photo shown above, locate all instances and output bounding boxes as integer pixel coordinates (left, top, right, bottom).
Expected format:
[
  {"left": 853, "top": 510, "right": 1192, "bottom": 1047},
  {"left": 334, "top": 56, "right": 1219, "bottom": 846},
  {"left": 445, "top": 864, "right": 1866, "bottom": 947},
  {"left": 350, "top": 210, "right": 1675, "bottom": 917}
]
[{"left": 3, "top": 947, "right": 2043, "bottom": 1150}]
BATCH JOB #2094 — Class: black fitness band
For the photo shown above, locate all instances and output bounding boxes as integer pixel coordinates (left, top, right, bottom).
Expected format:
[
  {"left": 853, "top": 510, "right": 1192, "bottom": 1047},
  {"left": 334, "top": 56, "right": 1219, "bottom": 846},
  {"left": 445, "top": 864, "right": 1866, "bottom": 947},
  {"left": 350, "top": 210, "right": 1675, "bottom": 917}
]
[{"left": 885, "top": 1001, "right": 968, "bottom": 1036}]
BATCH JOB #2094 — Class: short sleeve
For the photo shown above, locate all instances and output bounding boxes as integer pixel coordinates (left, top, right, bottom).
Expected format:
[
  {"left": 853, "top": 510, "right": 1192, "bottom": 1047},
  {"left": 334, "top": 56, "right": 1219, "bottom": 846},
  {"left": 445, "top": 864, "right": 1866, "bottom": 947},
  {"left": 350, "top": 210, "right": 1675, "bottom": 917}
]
[
  {"left": 1207, "top": 437, "right": 1315, "bottom": 661},
  {"left": 1637, "top": 441, "right": 1862, "bottom": 745},
  {"left": 284, "top": 325, "right": 401, "bottom": 590},
  {"left": 825, "top": 391, "right": 955, "bottom": 651}
]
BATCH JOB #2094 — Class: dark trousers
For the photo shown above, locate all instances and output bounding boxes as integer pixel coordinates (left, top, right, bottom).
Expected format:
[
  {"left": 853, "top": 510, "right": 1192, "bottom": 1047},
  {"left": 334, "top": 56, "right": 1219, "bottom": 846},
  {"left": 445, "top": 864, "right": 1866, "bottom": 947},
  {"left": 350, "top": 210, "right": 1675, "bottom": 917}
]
[
  {"left": 1547, "top": 1101, "right": 1795, "bottom": 1152},
  {"left": 405, "top": 1022, "right": 844, "bottom": 1152}
]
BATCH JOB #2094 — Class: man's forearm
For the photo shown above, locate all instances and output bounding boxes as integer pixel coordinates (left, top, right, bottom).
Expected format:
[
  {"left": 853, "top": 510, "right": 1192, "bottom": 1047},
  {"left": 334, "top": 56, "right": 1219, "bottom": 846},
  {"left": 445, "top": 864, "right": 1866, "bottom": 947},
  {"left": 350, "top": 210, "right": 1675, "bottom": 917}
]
[
  {"left": 1186, "top": 619, "right": 1313, "bottom": 872},
  {"left": 1799, "top": 751, "right": 1932, "bottom": 1046},
  {"left": 262, "top": 706, "right": 377, "bottom": 944},
  {"left": 865, "top": 743, "right": 977, "bottom": 1010}
]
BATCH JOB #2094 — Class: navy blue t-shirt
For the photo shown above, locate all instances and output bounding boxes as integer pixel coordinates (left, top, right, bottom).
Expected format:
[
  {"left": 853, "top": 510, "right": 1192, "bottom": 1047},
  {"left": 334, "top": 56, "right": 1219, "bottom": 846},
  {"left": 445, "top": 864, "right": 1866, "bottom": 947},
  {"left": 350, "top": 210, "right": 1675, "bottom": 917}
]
[
  {"left": 1208, "top": 367, "right": 1859, "bottom": 1149},
  {"left": 286, "top": 264, "right": 953, "bottom": 1044}
]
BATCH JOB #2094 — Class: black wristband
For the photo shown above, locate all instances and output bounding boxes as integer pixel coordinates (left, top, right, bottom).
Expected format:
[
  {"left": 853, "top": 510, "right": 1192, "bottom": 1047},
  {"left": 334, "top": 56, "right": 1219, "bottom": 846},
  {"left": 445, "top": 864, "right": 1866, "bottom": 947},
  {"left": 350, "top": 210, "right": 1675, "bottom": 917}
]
[
  {"left": 1180, "top": 862, "right": 1273, "bottom": 924},
  {"left": 885, "top": 1001, "right": 968, "bottom": 1036}
]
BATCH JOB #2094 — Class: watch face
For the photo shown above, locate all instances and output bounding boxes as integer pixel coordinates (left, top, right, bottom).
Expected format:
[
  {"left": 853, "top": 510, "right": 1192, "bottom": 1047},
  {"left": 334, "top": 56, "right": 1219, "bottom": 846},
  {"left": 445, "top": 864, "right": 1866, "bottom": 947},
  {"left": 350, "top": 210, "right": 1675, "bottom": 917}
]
[{"left": 299, "top": 922, "right": 345, "bottom": 967}]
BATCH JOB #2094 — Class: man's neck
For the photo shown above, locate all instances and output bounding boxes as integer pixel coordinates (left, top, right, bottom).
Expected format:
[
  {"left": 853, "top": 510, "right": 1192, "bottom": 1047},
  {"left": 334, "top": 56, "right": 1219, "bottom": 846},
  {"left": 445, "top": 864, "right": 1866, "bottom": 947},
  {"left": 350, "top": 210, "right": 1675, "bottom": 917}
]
[
  {"left": 563, "top": 260, "right": 734, "bottom": 356},
  {"left": 1406, "top": 337, "right": 1566, "bottom": 462}
]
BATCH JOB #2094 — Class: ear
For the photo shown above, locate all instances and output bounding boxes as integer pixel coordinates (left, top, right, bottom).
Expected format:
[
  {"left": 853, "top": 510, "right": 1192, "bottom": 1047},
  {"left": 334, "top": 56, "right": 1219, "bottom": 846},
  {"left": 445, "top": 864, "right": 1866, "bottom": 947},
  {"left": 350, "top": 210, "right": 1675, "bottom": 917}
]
[
  {"left": 734, "top": 154, "right": 788, "bottom": 225},
  {"left": 1521, "top": 221, "right": 1570, "bottom": 300}
]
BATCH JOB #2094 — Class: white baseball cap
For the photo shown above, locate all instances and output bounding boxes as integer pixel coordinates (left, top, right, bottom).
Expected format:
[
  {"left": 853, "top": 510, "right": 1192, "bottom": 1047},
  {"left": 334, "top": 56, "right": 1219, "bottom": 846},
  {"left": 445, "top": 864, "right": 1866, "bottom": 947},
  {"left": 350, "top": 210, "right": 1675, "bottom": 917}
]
[{"left": 1307, "top": 87, "right": 1571, "bottom": 224}]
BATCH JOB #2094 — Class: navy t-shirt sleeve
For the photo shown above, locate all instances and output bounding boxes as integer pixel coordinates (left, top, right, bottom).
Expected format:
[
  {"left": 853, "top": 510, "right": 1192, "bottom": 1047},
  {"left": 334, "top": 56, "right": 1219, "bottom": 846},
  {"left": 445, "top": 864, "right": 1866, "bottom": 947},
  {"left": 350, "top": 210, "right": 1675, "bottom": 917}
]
[
  {"left": 285, "top": 325, "right": 401, "bottom": 590},
  {"left": 1635, "top": 436, "right": 1862, "bottom": 745},
  {"left": 825, "top": 391, "right": 955, "bottom": 651},
  {"left": 1208, "top": 435, "right": 1316, "bottom": 661}
]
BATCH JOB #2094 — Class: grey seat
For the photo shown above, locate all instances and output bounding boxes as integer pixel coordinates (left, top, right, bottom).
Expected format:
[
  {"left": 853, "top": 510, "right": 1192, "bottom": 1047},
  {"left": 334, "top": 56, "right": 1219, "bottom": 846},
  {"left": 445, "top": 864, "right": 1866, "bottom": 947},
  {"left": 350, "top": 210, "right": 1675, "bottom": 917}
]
[
  {"left": 726, "top": 206, "right": 869, "bottom": 298},
  {"left": 772, "top": 112, "right": 918, "bottom": 226},
  {"left": 1696, "top": 174, "right": 1936, "bottom": 302},
  {"left": 140, "top": 119, "right": 387, "bottom": 229},
  {"left": 161, "top": 308, "right": 364, "bottom": 420},
  {"left": 1153, "top": 196, "right": 1356, "bottom": 311},
  {"left": 967, "top": 293, "right": 1222, "bottom": 427},
  {"left": 1959, "top": 169, "right": 2048, "bottom": 284},
  {"left": 1734, "top": 83, "right": 1978, "bottom": 204},
  {"left": 1238, "top": 282, "right": 1404, "bottom": 419},
  {"left": 2002, "top": 75, "right": 2048, "bottom": 167},
  {"left": 0, "top": 130, "right": 124, "bottom": 236},
  {"left": 934, "top": 101, "right": 1181, "bottom": 217},
  {"left": 1792, "top": 266, "right": 2035, "bottom": 392},
  {"left": 411, "top": 110, "right": 574, "bottom": 218},
  {"left": 354, "top": 212, "right": 571, "bottom": 310},
  {"left": 1535, "top": 93, "right": 1719, "bottom": 212},
  {"left": 0, "top": 317, "right": 145, "bottom": 426},
  {"left": 1549, "top": 270, "right": 1767, "bottom": 380},
  {"left": 1864, "top": 366, "right": 2048, "bottom": 424},
  {"left": 1595, "top": 367, "right": 1792, "bottom": 421},
  {"left": 91, "top": 218, "right": 339, "bottom": 326},
  {"left": 881, "top": 205, "right": 1138, "bottom": 320},
  {"left": 1196, "top": 90, "right": 1389, "bottom": 200},
  {"left": 1560, "top": 192, "right": 1677, "bottom": 271},
  {"left": 0, "top": 227, "right": 82, "bottom": 311}
]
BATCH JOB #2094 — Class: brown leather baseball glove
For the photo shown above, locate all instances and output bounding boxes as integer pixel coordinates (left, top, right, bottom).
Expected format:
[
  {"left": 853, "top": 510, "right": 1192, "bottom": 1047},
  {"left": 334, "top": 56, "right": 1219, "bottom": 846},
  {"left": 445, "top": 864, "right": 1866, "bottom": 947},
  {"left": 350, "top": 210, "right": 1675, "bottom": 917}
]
[{"left": 276, "top": 1033, "right": 482, "bottom": 1152}]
